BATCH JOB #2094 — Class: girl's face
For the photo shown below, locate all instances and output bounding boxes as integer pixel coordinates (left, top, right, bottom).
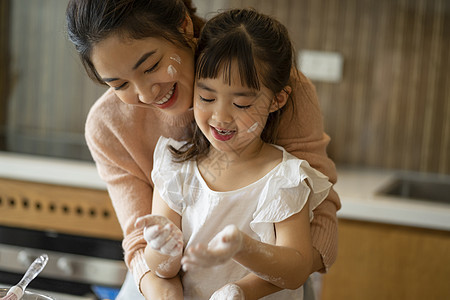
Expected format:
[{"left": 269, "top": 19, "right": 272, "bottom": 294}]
[
  {"left": 91, "top": 35, "right": 195, "bottom": 116},
  {"left": 194, "top": 64, "right": 277, "bottom": 158}
]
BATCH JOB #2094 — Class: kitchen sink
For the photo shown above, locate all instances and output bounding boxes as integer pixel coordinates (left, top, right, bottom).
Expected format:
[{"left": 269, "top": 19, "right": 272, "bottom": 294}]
[{"left": 377, "top": 173, "right": 450, "bottom": 205}]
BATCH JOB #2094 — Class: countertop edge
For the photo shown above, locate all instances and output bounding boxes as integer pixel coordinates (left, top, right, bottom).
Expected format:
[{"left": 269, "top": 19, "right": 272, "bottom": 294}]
[{"left": 0, "top": 152, "right": 106, "bottom": 190}]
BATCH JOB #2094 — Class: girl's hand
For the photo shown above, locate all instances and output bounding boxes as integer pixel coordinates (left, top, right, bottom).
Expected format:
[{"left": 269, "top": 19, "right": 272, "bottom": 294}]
[
  {"left": 182, "top": 225, "right": 243, "bottom": 271},
  {"left": 135, "top": 215, "right": 183, "bottom": 256},
  {"left": 209, "top": 283, "right": 245, "bottom": 300}
]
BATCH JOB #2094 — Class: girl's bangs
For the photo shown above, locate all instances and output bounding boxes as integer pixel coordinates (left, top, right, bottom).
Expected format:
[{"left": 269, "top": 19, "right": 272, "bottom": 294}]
[{"left": 196, "top": 32, "right": 260, "bottom": 90}]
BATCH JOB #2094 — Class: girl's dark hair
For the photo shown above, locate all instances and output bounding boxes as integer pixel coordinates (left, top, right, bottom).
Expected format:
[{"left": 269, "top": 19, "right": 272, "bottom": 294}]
[
  {"left": 171, "top": 8, "right": 296, "bottom": 162},
  {"left": 66, "top": 0, "right": 205, "bottom": 85}
]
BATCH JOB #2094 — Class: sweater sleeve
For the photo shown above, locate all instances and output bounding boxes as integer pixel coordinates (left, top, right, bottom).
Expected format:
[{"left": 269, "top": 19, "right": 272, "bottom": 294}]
[
  {"left": 276, "top": 70, "right": 341, "bottom": 272},
  {"left": 84, "top": 91, "right": 154, "bottom": 288}
]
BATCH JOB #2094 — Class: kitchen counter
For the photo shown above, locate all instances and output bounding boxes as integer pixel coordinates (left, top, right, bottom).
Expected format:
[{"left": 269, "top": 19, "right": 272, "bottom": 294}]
[
  {"left": 0, "top": 152, "right": 106, "bottom": 190},
  {"left": 1, "top": 152, "right": 449, "bottom": 231},
  {"left": 335, "top": 166, "right": 450, "bottom": 231}
]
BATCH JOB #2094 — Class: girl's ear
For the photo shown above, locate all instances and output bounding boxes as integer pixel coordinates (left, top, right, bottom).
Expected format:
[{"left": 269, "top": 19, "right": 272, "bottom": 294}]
[
  {"left": 180, "top": 14, "right": 194, "bottom": 38},
  {"left": 269, "top": 85, "right": 292, "bottom": 113}
]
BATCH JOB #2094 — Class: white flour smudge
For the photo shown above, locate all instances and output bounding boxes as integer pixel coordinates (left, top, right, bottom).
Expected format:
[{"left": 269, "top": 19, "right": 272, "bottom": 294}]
[
  {"left": 167, "top": 65, "right": 177, "bottom": 78},
  {"left": 170, "top": 54, "right": 182, "bottom": 64},
  {"left": 247, "top": 122, "right": 259, "bottom": 133}
]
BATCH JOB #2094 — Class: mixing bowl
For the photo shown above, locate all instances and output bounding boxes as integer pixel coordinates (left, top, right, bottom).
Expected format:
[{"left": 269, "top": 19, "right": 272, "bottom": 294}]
[{"left": 0, "top": 288, "right": 54, "bottom": 300}]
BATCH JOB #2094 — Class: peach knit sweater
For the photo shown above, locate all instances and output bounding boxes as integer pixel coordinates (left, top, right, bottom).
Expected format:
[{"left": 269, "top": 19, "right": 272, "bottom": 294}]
[{"left": 85, "top": 71, "right": 341, "bottom": 288}]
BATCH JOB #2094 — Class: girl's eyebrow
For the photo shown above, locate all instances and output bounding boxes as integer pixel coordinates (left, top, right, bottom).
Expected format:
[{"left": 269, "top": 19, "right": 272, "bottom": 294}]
[
  {"left": 196, "top": 82, "right": 256, "bottom": 97},
  {"left": 101, "top": 50, "right": 157, "bottom": 82},
  {"left": 196, "top": 82, "right": 215, "bottom": 92}
]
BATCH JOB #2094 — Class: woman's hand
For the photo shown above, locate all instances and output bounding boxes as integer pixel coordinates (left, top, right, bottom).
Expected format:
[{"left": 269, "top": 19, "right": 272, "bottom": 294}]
[
  {"left": 135, "top": 215, "right": 183, "bottom": 257},
  {"left": 182, "top": 224, "right": 243, "bottom": 271},
  {"left": 210, "top": 283, "right": 245, "bottom": 300}
]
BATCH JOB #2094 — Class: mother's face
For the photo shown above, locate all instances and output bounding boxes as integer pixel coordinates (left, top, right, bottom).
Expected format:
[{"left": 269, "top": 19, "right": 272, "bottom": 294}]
[{"left": 91, "top": 34, "right": 195, "bottom": 116}]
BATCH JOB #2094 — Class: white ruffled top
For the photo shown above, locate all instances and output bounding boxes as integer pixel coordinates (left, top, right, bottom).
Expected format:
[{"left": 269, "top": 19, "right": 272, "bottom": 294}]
[{"left": 151, "top": 136, "right": 331, "bottom": 299}]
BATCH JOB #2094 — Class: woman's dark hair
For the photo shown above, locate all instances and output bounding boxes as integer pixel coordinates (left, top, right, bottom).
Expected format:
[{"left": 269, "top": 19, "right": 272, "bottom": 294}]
[
  {"left": 171, "top": 8, "right": 297, "bottom": 162},
  {"left": 66, "top": 0, "right": 205, "bottom": 85}
]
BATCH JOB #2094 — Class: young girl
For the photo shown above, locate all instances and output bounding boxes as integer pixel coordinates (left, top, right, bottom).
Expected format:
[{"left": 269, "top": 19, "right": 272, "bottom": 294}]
[{"left": 135, "top": 9, "right": 332, "bottom": 300}]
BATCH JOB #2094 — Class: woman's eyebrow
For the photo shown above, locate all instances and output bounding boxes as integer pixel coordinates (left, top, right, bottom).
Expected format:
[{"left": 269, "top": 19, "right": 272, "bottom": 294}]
[
  {"left": 132, "top": 50, "right": 157, "bottom": 70},
  {"left": 102, "top": 77, "right": 119, "bottom": 82},
  {"left": 101, "top": 50, "right": 158, "bottom": 82}
]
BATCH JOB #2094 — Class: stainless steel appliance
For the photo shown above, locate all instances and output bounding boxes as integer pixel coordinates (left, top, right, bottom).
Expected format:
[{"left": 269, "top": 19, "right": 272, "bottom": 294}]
[{"left": 0, "top": 225, "right": 127, "bottom": 299}]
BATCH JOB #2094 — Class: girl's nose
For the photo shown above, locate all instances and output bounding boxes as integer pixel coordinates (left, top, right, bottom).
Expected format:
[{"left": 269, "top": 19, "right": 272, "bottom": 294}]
[
  {"left": 212, "top": 105, "right": 233, "bottom": 123},
  {"left": 137, "top": 84, "right": 160, "bottom": 104}
]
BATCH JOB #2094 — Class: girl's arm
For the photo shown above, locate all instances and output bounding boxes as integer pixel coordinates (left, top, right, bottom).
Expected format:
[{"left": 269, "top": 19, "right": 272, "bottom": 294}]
[
  {"left": 182, "top": 201, "right": 313, "bottom": 290},
  {"left": 214, "top": 273, "right": 282, "bottom": 300},
  {"left": 140, "top": 271, "right": 183, "bottom": 300},
  {"left": 136, "top": 187, "right": 183, "bottom": 279}
]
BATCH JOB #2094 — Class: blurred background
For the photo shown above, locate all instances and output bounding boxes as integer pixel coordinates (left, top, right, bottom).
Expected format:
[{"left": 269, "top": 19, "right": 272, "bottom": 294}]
[
  {"left": 1, "top": 0, "right": 449, "bottom": 174},
  {"left": 0, "top": 1, "right": 449, "bottom": 299}
]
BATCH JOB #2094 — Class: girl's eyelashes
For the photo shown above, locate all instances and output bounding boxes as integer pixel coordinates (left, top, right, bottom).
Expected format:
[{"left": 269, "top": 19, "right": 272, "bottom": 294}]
[
  {"left": 198, "top": 95, "right": 252, "bottom": 109},
  {"left": 144, "top": 60, "right": 161, "bottom": 74},
  {"left": 199, "top": 95, "right": 214, "bottom": 102},
  {"left": 234, "top": 103, "right": 252, "bottom": 109}
]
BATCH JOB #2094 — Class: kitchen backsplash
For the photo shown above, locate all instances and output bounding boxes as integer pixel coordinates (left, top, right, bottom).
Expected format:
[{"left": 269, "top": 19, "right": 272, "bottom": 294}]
[{"left": 0, "top": 0, "right": 448, "bottom": 174}]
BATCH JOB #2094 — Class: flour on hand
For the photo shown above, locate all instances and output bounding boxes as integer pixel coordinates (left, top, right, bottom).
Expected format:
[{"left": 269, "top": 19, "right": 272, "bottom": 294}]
[{"left": 181, "top": 224, "right": 243, "bottom": 271}]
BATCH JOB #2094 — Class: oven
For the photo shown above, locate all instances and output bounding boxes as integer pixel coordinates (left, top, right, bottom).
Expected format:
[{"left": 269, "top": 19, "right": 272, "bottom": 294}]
[{"left": 0, "top": 225, "right": 127, "bottom": 299}]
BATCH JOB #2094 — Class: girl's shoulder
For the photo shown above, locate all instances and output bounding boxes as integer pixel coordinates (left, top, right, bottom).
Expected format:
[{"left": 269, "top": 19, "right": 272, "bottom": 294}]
[
  {"left": 153, "top": 136, "right": 188, "bottom": 167},
  {"left": 269, "top": 144, "right": 328, "bottom": 184}
]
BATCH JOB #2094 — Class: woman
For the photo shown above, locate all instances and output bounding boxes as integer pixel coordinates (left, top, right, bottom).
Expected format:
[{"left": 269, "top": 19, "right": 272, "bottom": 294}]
[{"left": 65, "top": 0, "right": 340, "bottom": 299}]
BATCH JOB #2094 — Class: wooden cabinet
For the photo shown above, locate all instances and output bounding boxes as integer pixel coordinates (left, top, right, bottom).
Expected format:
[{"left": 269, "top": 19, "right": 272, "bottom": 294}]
[
  {"left": 0, "top": 177, "right": 122, "bottom": 240},
  {"left": 321, "top": 219, "right": 450, "bottom": 300}
]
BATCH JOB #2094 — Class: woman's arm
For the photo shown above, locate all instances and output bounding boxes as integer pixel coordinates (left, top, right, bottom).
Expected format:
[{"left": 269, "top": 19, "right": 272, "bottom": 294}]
[
  {"left": 182, "top": 202, "right": 313, "bottom": 290},
  {"left": 84, "top": 92, "right": 186, "bottom": 296},
  {"left": 277, "top": 70, "right": 341, "bottom": 272}
]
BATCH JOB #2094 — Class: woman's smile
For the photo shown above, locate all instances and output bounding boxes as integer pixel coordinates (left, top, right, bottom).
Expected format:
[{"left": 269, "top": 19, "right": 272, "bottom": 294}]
[{"left": 153, "top": 84, "right": 177, "bottom": 108}]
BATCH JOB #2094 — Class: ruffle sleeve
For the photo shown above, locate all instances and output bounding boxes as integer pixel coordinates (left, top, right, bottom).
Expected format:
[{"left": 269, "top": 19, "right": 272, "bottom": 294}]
[
  {"left": 151, "top": 136, "right": 187, "bottom": 215},
  {"left": 250, "top": 155, "right": 332, "bottom": 244}
]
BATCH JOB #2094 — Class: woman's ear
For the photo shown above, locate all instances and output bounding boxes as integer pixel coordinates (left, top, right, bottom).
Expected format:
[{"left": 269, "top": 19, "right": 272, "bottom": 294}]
[
  {"left": 180, "top": 13, "right": 194, "bottom": 38},
  {"left": 269, "top": 85, "right": 292, "bottom": 113}
]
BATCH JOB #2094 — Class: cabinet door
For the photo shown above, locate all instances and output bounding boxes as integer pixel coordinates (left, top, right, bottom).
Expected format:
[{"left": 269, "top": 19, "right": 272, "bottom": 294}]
[{"left": 321, "top": 219, "right": 450, "bottom": 300}]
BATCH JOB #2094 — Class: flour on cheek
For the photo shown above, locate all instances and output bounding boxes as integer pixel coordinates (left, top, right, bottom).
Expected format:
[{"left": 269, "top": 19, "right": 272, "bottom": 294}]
[
  {"left": 194, "top": 99, "right": 207, "bottom": 112},
  {"left": 247, "top": 122, "right": 259, "bottom": 133},
  {"left": 169, "top": 54, "right": 182, "bottom": 65},
  {"left": 167, "top": 64, "right": 177, "bottom": 79}
]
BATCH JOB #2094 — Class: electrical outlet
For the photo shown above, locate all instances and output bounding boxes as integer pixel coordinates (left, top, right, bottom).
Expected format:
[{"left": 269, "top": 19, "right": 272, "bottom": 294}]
[{"left": 298, "top": 50, "right": 343, "bottom": 82}]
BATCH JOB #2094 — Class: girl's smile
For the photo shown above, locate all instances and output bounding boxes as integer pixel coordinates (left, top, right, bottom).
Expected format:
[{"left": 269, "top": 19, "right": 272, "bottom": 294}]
[{"left": 210, "top": 125, "right": 236, "bottom": 141}]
